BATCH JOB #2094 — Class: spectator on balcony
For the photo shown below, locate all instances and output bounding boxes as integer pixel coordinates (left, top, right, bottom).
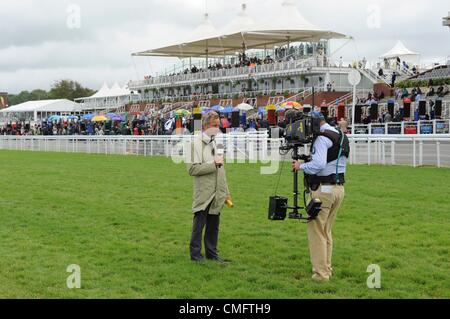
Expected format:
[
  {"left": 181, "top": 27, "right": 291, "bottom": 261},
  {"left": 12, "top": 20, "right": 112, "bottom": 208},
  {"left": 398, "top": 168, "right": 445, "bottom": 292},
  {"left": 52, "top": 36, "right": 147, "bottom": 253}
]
[{"left": 402, "top": 61, "right": 409, "bottom": 73}]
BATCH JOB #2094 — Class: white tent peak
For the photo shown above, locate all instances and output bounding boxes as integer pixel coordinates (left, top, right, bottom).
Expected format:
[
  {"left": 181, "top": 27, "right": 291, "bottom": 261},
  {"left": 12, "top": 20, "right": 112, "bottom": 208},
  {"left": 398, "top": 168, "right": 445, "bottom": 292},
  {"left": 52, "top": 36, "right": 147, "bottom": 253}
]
[
  {"left": 222, "top": 3, "right": 256, "bottom": 35},
  {"left": 91, "top": 83, "right": 111, "bottom": 98},
  {"left": 109, "top": 83, "right": 124, "bottom": 96},
  {"left": 188, "top": 12, "right": 219, "bottom": 42},
  {"left": 381, "top": 41, "right": 419, "bottom": 58}
]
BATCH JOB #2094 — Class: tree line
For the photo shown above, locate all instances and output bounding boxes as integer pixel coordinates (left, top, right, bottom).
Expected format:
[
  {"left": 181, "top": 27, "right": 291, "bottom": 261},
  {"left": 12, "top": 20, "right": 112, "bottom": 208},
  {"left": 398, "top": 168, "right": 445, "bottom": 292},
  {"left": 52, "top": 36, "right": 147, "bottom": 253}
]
[{"left": 7, "top": 80, "right": 96, "bottom": 106}]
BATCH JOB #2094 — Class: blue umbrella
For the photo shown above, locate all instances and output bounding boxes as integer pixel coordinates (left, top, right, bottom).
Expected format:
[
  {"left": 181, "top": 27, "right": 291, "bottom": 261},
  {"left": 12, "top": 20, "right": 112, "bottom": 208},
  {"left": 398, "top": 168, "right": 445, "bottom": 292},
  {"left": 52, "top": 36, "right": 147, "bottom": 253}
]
[
  {"left": 68, "top": 115, "right": 78, "bottom": 120},
  {"left": 221, "top": 107, "right": 235, "bottom": 114},
  {"left": 212, "top": 105, "right": 224, "bottom": 112},
  {"left": 83, "top": 114, "right": 94, "bottom": 121},
  {"left": 201, "top": 108, "right": 213, "bottom": 115},
  {"left": 107, "top": 113, "right": 123, "bottom": 122},
  {"left": 258, "top": 107, "right": 267, "bottom": 114},
  {"left": 48, "top": 115, "right": 62, "bottom": 122},
  {"left": 111, "top": 115, "right": 124, "bottom": 122}
]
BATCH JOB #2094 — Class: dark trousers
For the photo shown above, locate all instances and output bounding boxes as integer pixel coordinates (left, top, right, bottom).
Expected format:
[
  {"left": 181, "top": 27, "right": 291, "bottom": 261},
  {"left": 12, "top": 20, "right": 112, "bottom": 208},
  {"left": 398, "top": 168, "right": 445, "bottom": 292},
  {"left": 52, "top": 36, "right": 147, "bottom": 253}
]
[{"left": 190, "top": 202, "right": 220, "bottom": 260}]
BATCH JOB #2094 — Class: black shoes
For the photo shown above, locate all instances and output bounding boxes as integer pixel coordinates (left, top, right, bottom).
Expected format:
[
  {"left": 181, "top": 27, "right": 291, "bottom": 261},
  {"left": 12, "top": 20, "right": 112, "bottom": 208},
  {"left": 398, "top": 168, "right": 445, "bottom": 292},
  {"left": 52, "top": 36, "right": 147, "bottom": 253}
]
[
  {"left": 207, "top": 257, "right": 231, "bottom": 264},
  {"left": 191, "top": 257, "right": 206, "bottom": 264},
  {"left": 191, "top": 256, "right": 231, "bottom": 265}
]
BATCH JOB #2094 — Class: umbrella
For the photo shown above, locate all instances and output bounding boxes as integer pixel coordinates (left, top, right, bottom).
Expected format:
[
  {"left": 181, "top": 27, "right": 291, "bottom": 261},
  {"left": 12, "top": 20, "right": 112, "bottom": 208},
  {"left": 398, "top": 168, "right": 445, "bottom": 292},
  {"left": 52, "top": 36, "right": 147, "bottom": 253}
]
[
  {"left": 236, "top": 103, "right": 253, "bottom": 111},
  {"left": 92, "top": 115, "right": 108, "bottom": 122},
  {"left": 107, "top": 113, "right": 124, "bottom": 121},
  {"left": 221, "top": 107, "right": 235, "bottom": 114},
  {"left": 110, "top": 115, "right": 124, "bottom": 122},
  {"left": 201, "top": 108, "right": 213, "bottom": 115},
  {"left": 281, "top": 101, "right": 301, "bottom": 109},
  {"left": 211, "top": 105, "right": 224, "bottom": 112},
  {"left": 83, "top": 114, "right": 94, "bottom": 121},
  {"left": 266, "top": 104, "right": 277, "bottom": 111},
  {"left": 67, "top": 115, "right": 79, "bottom": 120},
  {"left": 175, "top": 109, "right": 191, "bottom": 117},
  {"left": 258, "top": 107, "right": 267, "bottom": 114},
  {"left": 48, "top": 115, "right": 62, "bottom": 122}
]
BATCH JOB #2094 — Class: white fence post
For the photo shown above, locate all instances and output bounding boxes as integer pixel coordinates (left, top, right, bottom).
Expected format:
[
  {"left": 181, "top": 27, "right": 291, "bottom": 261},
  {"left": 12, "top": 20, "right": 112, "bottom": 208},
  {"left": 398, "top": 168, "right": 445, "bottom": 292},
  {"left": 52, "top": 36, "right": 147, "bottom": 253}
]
[
  {"left": 391, "top": 141, "right": 395, "bottom": 165},
  {"left": 437, "top": 141, "right": 441, "bottom": 168}
]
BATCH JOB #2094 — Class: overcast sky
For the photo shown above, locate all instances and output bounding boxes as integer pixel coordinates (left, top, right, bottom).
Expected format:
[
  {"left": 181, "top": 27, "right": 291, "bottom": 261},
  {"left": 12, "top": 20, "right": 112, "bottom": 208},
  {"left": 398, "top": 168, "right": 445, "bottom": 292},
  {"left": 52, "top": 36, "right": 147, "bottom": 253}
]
[{"left": 1, "top": 0, "right": 449, "bottom": 94}]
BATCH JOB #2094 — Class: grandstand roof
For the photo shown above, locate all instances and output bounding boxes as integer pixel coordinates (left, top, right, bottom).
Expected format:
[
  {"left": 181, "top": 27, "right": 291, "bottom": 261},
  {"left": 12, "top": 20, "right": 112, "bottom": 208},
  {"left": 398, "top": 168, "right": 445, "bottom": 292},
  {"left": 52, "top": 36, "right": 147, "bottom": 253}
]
[
  {"left": 0, "top": 99, "right": 79, "bottom": 113},
  {"left": 132, "top": 1, "right": 347, "bottom": 58}
]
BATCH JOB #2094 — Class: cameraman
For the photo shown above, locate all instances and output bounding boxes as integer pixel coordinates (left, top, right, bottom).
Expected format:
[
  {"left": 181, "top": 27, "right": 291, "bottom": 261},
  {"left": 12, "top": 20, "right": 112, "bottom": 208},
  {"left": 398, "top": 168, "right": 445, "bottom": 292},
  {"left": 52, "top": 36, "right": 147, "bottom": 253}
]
[{"left": 292, "top": 112, "right": 349, "bottom": 282}]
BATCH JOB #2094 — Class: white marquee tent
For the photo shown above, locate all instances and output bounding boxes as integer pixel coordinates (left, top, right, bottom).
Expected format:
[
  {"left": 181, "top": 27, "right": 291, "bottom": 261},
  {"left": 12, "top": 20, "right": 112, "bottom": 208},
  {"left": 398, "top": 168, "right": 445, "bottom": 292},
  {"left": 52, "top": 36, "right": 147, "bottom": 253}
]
[
  {"left": 0, "top": 99, "right": 80, "bottom": 123},
  {"left": 380, "top": 41, "right": 420, "bottom": 66},
  {"left": 75, "top": 83, "right": 134, "bottom": 111}
]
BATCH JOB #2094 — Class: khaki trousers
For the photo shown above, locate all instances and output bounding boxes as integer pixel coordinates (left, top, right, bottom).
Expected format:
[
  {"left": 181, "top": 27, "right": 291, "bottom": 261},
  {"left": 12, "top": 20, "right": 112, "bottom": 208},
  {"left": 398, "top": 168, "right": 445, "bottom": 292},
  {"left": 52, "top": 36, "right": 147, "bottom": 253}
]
[{"left": 307, "top": 184, "right": 345, "bottom": 280}]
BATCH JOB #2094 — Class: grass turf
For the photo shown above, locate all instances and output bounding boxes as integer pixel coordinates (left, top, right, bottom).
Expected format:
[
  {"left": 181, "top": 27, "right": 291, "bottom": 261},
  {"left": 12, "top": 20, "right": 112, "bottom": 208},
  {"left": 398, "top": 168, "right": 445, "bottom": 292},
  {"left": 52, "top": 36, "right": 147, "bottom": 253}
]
[{"left": 0, "top": 150, "right": 449, "bottom": 298}]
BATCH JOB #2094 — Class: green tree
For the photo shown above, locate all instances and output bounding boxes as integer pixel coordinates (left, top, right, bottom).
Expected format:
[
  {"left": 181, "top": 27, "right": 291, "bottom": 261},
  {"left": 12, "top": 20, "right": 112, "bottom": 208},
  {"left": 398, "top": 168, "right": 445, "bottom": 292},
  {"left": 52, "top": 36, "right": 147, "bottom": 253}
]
[
  {"left": 7, "top": 79, "right": 95, "bottom": 106},
  {"left": 49, "top": 79, "right": 95, "bottom": 100}
]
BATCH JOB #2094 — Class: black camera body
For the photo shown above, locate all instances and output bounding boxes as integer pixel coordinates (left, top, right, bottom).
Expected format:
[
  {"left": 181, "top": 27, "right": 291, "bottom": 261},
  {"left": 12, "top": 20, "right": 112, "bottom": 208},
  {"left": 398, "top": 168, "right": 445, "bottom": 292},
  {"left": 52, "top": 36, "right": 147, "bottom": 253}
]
[{"left": 283, "top": 111, "right": 322, "bottom": 148}]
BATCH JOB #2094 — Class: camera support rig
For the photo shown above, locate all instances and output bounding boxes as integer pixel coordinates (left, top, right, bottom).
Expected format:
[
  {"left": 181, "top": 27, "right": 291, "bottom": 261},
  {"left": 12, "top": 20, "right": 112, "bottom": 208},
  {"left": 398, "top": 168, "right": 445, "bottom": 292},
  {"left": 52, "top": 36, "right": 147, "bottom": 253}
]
[
  {"left": 269, "top": 143, "right": 322, "bottom": 222},
  {"left": 287, "top": 145, "right": 311, "bottom": 220}
]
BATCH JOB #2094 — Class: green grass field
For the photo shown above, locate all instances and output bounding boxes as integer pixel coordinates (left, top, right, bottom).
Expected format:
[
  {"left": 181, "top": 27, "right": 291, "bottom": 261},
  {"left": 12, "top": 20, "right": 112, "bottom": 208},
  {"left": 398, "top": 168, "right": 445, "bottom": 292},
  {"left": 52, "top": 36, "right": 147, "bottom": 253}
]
[{"left": 0, "top": 150, "right": 449, "bottom": 299}]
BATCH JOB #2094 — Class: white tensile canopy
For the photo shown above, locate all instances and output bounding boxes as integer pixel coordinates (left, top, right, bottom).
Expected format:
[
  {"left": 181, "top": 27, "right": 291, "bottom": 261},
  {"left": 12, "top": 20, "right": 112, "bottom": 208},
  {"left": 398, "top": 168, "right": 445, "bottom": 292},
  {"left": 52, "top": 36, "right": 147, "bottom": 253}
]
[
  {"left": 77, "top": 83, "right": 131, "bottom": 101},
  {"left": 132, "top": 0, "right": 347, "bottom": 58},
  {"left": 380, "top": 41, "right": 420, "bottom": 65},
  {"left": 0, "top": 99, "right": 79, "bottom": 113}
]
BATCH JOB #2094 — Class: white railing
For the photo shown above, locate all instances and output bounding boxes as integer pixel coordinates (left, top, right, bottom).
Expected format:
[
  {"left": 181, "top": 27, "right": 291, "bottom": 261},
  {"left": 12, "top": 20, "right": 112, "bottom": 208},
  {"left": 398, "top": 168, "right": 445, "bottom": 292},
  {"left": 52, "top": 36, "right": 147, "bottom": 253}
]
[
  {"left": 348, "top": 135, "right": 450, "bottom": 168},
  {"left": 1, "top": 133, "right": 449, "bottom": 168},
  {"left": 129, "top": 56, "right": 340, "bottom": 89}
]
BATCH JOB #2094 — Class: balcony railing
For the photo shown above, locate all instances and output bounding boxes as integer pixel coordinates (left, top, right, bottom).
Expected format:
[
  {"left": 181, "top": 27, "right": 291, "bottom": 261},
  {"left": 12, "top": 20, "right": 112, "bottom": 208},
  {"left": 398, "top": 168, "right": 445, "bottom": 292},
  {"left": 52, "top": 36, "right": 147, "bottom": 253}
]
[{"left": 129, "top": 56, "right": 340, "bottom": 89}]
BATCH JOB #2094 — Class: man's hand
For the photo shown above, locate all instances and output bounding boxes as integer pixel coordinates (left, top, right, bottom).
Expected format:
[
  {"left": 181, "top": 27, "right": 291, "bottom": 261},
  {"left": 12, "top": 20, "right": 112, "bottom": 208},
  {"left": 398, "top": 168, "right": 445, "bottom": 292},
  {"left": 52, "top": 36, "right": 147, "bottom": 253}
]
[
  {"left": 292, "top": 160, "right": 301, "bottom": 172},
  {"left": 215, "top": 156, "right": 224, "bottom": 168}
]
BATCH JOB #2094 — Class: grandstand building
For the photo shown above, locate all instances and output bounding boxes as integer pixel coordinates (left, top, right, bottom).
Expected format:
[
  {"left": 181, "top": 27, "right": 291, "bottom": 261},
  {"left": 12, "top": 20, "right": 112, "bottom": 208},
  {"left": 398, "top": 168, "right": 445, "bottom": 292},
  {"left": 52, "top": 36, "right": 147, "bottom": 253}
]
[{"left": 127, "top": 1, "right": 380, "bottom": 118}]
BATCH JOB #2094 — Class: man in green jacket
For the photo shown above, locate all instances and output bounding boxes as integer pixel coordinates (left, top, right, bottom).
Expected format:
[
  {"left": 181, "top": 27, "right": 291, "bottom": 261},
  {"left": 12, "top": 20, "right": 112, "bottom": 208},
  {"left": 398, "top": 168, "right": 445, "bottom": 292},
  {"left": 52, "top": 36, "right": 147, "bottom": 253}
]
[{"left": 187, "top": 111, "right": 232, "bottom": 263}]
